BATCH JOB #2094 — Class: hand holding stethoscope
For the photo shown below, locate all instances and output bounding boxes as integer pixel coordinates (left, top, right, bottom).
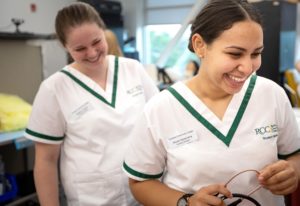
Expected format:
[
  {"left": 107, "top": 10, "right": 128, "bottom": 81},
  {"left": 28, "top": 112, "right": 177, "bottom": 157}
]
[
  {"left": 216, "top": 169, "right": 262, "bottom": 206},
  {"left": 221, "top": 159, "right": 299, "bottom": 205},
  {"left": 189, "top": 158, "right": 299, "bottom": 206},
  {"left": 188, "top": 170, "right": 262, "bottom": 206},
  {"left": 258, "top": 160, "right": 299, "bottom": 196}
]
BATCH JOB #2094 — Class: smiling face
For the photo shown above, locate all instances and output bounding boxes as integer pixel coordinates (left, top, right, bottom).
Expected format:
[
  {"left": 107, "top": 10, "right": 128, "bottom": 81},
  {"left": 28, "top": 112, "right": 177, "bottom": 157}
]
[
  {"left": 65, "top": 22, "right": 108, "bottom": 71},
  {"left": 195, "top": 20, "right": 263, "bottom": 96}
]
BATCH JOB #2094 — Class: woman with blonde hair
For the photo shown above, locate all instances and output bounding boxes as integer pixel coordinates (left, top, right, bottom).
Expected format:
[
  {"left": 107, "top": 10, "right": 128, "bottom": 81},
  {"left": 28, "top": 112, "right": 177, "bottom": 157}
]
[{"left": 104, "top": 29, "right": 124, "bottom": 57}]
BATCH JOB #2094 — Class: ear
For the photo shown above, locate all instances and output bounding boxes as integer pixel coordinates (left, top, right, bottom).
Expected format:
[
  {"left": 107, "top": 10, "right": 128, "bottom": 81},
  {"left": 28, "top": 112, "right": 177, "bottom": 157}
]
[{"left": 191, "top": 33, "right": 206, "bottom": 58}]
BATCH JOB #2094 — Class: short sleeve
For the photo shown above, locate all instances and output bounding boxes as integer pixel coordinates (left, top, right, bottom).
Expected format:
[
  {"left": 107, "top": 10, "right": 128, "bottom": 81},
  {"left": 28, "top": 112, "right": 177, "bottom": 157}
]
[
  {"left": 25, "top": 81, "right": 65, "bottom": 144},
  {"left": 123, "top": 112, "right": 166, "bottom": 181},
  {"left": 137, "top": 62, "right": 159, "bottom": 101}
]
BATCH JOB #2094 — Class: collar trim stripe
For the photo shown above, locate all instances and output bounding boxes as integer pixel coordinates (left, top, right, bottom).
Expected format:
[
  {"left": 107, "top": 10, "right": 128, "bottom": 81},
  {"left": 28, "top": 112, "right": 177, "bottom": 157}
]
[
  {"left": 111, "top": 57, "right": 119, "bottom": 107},
  {"left": 60, "top": 56, "right": 119, "bottom": 108},
  {"left": 167, "top": 75, "right": 257, "bottom": 146}
]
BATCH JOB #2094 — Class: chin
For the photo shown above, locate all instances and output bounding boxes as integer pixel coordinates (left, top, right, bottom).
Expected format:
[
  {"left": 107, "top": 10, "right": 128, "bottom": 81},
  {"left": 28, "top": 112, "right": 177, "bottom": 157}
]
[{"left": 228, "top": 86, "right": 243, "bottom": 95}]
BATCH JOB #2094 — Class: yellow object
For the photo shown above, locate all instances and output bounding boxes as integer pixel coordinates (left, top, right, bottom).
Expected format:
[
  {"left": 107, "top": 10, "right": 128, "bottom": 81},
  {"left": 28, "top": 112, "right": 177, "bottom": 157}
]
[
  {"left": 284, "top": 70, "right": 300, "bottom": 107},
  {"left": 0, "top": 93, "right": 32, "bottom": 132}
]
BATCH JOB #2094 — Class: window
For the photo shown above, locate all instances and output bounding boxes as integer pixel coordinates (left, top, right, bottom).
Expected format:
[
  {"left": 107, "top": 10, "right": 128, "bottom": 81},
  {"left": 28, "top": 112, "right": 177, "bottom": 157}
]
[{"left": 144, "top": 24, "right": 199, "bottom": 77}]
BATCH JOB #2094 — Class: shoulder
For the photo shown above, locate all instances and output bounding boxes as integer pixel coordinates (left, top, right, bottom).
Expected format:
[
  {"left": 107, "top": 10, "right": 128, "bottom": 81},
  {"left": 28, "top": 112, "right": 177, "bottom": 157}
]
[
  {"left": 111, "top": 55, "right": 149, "bottom": 78},
  {"left": 253, "top": 75, "right": 287, "bottom": 100},
  {"left": 254, "top": 75, "right": 284, "bottom": 92},
  {"left": 143, "top": 83, "right": 179, "bottom": 113},
  {"left": 110, "top": 55, "right": 141, "bottom": 68},
  {"left": 38, "top": 67, "right": 69, "bottom": 92},
  {"left": 108, "top": 55, "right": 144, "bottom": 75}
]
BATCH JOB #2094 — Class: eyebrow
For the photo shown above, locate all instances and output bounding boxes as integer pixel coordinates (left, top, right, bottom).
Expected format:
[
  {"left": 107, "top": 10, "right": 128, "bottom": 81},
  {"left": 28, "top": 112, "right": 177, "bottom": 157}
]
[{"left": 225, "top": 46, "right": 264, "bottom": 51}]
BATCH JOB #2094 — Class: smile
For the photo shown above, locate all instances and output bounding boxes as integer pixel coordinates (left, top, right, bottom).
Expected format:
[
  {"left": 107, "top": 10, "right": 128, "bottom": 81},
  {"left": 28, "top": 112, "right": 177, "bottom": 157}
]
[
  {"left": 228, "top": 75, "right": 246, "bottom": 83},
  {"left": 86, "top": 55, "right": 100, "bottom": 63}
]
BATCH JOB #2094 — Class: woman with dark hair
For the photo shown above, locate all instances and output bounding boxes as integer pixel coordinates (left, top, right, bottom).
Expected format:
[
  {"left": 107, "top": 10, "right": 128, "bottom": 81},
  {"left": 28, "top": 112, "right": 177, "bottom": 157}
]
[
  {"left": 185, "top": 60, "right": 200, "bottom": 79},
  {"left": 123, "top": 0, "right": 300, "bottom": 206}
]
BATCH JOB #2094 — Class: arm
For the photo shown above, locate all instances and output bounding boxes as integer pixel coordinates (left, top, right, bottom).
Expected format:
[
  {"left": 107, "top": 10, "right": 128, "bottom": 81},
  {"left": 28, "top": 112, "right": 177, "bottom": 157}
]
[
  {"left": 34, "top": 142, "right": 61, "bottom": 206},
  {"left": 258, "top": 153, "right": 300, "bottom": 195},
  {"left": 129, "top": 178, "right": 182, "bottom": 206},
  {"left": 129, "top": 178, "right": 231, "bottom": 206}
]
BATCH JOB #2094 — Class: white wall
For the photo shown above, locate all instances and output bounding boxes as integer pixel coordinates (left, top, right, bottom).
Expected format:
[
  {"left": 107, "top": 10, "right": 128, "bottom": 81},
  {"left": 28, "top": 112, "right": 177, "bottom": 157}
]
[
  {"left": 0, "top": 0, "right": 194, "bottom": 63},
  {"left": 3, "top": 0, "right": 298, "bottom": 65},
  {"left": 0, "top": 0, "right": 143, "bottom": 36},
  {"left": 0, "top": 0, "right": 75, "bottom": 34}
]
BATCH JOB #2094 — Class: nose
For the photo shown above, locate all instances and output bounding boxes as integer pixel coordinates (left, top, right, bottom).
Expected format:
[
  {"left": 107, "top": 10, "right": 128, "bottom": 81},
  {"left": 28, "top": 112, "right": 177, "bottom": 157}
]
[
  {"left": 237, "top": 57, "right": 256, "bottom": 75},
  {"left": 86, "top": 47, "right": 98, "bottom": 58}
]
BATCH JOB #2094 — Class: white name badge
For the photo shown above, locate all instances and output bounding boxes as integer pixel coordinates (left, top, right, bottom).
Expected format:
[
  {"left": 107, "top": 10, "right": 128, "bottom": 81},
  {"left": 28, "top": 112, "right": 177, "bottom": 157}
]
[
  {"left": 167, "top": 130, "right": 198, "bottom": 149},
  {"left": 127, "top": 85, "right": 143, "bottom": 97},
  {"left": 70, "top": 101, "right": 94, "bottom": 120}
]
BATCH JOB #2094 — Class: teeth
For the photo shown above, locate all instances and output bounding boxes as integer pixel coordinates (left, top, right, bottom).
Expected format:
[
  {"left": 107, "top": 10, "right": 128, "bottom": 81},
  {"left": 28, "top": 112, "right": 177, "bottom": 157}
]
[
  {"left": 228, "top": 75, "right": 245, "bottom": 82},
  {"left": 87, "top": 57, "right": 98, "bottom": 62}
]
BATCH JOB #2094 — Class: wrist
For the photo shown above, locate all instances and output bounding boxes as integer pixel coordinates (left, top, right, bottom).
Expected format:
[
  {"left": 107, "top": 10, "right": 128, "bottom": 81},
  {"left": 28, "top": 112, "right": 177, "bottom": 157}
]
[{"left": 177, "top": 193, "right": 193, "bottom": 206}]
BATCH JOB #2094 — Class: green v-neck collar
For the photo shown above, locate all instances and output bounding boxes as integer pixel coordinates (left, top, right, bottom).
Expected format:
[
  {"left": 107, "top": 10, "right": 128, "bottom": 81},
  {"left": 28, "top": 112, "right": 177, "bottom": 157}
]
[
  {"left": 167, "top": 75, "right": 257, "bottom": 147},
  {"left": 60, "top": 56, "right": 119, "bottom": 108}
]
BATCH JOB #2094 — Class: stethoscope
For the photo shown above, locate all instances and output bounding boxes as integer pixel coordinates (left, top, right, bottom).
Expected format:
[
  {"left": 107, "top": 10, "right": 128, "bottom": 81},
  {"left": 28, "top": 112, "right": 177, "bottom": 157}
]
[{"left": 216, "top": 169, "right": 262, "bottom": 206}]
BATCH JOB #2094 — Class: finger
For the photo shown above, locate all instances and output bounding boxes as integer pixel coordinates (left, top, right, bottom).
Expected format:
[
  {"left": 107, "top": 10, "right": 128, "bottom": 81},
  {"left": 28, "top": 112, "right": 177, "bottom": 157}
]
[
  {"left": 271, "top": 183, "right": 298, "bottom": 195},
  {"left": 264, "top": 169, "right": 296, "bottom": 186},
  {"left": 260, "top": 161, "right": 297, "bottom": 187},
  {"left": 203, "top": 195, "right": 226, "bottom": 206},
  {"left": 191, "top": 193, "right": 221, "bottom": 206},
  {"left": 259, "top": 161, "right": 287, "bottom": 182},
  {"left": 194, "top": 184, "right": 232, "bottom": 205},
  {"left": 266, "top": 177, "right": 298, "bottom": 195},
  {"left": 199, "top": 184, "right": 232, "bottom": 197},
  {"left": 208, "top": 185, "right": 232, "bottom": 205}
]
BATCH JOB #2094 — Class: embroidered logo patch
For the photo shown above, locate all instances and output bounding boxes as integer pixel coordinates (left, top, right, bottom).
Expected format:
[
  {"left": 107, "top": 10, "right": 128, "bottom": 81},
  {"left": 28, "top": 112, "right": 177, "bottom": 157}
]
[{"left": 254, "top": 124, "right": 278, "bottom": 140}]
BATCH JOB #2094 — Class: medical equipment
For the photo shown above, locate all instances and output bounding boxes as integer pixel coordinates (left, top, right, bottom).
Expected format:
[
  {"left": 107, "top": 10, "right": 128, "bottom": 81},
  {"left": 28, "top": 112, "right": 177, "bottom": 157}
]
[{"left": 216, "top": 169, "right": 262, "bottom": 206}]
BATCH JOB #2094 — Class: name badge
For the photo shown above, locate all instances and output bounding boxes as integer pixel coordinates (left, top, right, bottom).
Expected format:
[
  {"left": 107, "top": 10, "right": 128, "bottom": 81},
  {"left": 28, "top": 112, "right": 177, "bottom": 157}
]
[
  {"left": 70, "top": 102, "right": 94, "bottom": 120},
  {"left": 167, "top": 130, "right": 198, "bottom": 149},
  {"left": 127, "top": 85, "right": 143, "bottom": 97}
]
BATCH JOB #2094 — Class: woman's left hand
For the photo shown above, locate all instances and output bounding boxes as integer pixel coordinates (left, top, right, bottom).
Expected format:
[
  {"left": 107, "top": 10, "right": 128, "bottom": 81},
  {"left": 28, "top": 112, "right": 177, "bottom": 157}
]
[{"left": 258, "top": 158, "right": 299, "bottom": 195}]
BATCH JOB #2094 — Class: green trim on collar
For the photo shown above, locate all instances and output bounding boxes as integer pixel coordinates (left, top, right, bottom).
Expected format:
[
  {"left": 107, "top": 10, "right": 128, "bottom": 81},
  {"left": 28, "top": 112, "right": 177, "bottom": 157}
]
[
  {"left": 61, "top": 56, "right": 119, "bottom": 108},
  {"left": 123, "top": 162, "right": 163, "bottom": 179},
  {"left": 111, "top": 56, "right": 119, "bottom": 107},
  {"left": 278, "top": 149, "right": 300, "bottom": 159},
  {"left": 167, "top": 75, "right": 257, "bottom": 147},
  {"left": 25, "top": 128, "right": 64, "bottom": 141}
]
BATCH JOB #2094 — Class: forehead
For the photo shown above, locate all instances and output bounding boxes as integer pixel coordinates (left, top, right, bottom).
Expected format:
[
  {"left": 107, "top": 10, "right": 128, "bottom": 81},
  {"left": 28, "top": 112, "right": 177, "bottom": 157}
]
[
  {"left": 66, "top": 23, "right": 104, "bottom": 46},
  {"left": 211, "top": 20, "right": 263, "bottom": 49}
]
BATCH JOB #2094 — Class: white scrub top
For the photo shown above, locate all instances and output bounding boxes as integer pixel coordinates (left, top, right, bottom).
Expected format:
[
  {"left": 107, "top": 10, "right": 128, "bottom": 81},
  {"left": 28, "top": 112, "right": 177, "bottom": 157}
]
[
  {"left": 25, "top": 55, "right": 159, "bottom": 206},
  {"left": 123, "top": 75, "right": 300, "bottom": 206}
]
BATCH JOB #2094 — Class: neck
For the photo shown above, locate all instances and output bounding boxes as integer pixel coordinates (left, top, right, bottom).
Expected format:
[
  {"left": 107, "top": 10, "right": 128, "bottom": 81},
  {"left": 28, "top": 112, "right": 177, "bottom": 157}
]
[
  {"left": 187, "top": 74, "right": 231, "bottom": 101},
  {"left": 186, "top": 74, "right": 233, "bottom": 120},
  {"left": 71, "top": 57, "right": 109, "bottom": 90}
]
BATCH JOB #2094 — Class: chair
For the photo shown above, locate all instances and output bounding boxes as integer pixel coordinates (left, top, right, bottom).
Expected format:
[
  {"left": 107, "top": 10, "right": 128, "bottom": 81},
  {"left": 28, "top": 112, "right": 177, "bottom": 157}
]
[{"left": 284, "top": 70, "right": 300, "bottom": 107}]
